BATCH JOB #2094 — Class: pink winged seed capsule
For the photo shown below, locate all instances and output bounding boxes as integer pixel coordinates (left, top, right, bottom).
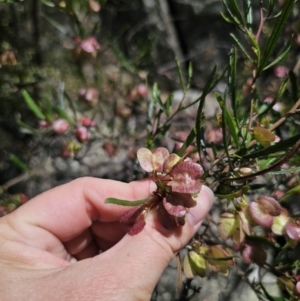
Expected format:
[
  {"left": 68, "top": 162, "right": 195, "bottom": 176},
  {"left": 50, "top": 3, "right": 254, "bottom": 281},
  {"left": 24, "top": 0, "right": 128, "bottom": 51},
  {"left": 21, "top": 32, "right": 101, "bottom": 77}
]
[{"left": 137, "top": 147, "right": 169, "bottom": 173}]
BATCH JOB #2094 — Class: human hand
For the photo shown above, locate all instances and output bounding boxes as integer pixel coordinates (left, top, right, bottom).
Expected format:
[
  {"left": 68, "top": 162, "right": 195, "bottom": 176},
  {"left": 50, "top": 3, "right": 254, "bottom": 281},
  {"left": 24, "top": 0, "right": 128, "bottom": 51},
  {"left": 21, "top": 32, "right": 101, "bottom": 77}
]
[{"left": 0, "top": 177, "right": 213, "bottom": 300}]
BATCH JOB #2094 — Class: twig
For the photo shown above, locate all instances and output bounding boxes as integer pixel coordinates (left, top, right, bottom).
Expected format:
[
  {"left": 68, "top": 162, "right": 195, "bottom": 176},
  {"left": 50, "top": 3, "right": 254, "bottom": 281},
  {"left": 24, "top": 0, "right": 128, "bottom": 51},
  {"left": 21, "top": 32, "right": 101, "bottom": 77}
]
[
  {"left": 247, "top": 98, "right": 300, "bottom": 148},
  {"left": 2, "top": 173, "right": 30, "bottom": 190},
  {"left": 255, "top": 3, "right": 265, "bottom": 42},
  {"left": 223, "top": 139, "right": 300, "bottom": 182}
]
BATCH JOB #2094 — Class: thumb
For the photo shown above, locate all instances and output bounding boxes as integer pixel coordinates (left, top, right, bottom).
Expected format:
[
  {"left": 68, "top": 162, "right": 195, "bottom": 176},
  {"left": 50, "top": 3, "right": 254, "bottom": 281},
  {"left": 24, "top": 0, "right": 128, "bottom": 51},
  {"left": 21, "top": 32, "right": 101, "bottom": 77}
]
[{"left": 99, "top": 185, "right": 214, "bottom": 299}]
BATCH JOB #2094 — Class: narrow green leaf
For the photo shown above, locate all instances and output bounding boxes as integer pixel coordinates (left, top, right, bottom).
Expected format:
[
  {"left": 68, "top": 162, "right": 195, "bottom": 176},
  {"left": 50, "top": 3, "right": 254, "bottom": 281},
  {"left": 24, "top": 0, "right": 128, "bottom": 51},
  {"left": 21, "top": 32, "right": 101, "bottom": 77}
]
[
  {"left": 41, "top": 13, "right": 69, "bottom": 36},
  {"left": 258, "top": 157, "right": 277, "bottom": 170},
  {"left": 229, "top": 0, "right": 245, "bottom": 25},
  {"left": 105, "top": 197, "right": 152, "bottom": 207},
  {"left": 279, "top": 184, "right": 300, "bottom": 203},
  {"left": 195, "top": 66, "right": 217, "bottom": 156},
  {"left": 55, "top": 107, "right": 73, "bottom": 124},
  {"left": 224, "top": 107, "right": 239, "bottom": 147},
  {"left": 9, "top": 154, "right": 30, "bottom": 172},
  {"left": 243, "top": 134, "right": 300, "bottom": 159},
  {"left": 246, "top": 235, "right": 279, "bottom": 247},
  {"left": 175, "top": 58, "right": 186, "bottom": 93},
  {"left": 215, "top": 185, "right": 249, "bottom": 200},
  {"left": 266, "top": 297, "right": 289, "bottom": 301},
  {"left": 64, "top": 91, "right": 78, "bottom": 120},
  {"left": 257, "top": 0, "right": 295, "bottom": 75},
  {"left": 230, "top": 33, "right": 254, "bottom": 62},
  {"left": 17, "top": 120, "right": 49, "bottom": 135},
  {"left": 155, "top": 124, "right": 172, "bottom": 145},
  {"left": 182, "top": 64, "right": 228, "bottom": 111},
  {"left": 220, "top": 12, "right": 236, "bottom": 24},
  {"left": 289, "top": 70, "right": 299, "bottom": 103},
  {"left": 222, "top": 0, "right": 244, "bottom": 27},
  {"left": 215, "top": 92, "right": 234, "bottom": 170},
  {"left": 164, "top": 93, "right": 174, "bottom": 117},
  {"left": 187, "top": 61, "right": 193, "bottom": 90},
  {"left": 268, "top": 166, "right": 300, "bottom": 175},
  {"left": 228, "top": 47, "right": 238, "bottom": 122},
  {"left": 245, "top": 29, "right": 260, "bottom": 62},
  {"left": 208, "top": 65, "right": 228, "bottom": 94},
  {"left": 257, "top": 77, "right": 288, "bottom": 117},
  {"left": 22, "top": 90, "right": 46, "bottom": 120},
  {"left": 40, "top": 0, "right": 55, "bottom": 7},
  {"left": 267, "top": 0, "right": 275, "bottom": 18},
  {"left": 263, "top": 37, "right": 293, "bottom": 71},
  {"left": 243, "top": 0, "right": 252, "bottom": 29},
  {"left": 152, "top": 83, "right": 164, "bottom": 110},
  {"left": 177, "top": 128, "right": 196, "bottom": 157}
]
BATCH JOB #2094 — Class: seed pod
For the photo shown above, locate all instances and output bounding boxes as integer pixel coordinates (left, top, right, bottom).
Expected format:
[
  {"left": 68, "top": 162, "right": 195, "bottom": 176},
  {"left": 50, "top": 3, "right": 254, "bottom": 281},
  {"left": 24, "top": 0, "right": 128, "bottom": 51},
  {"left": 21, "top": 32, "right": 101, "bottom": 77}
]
[{"left": 239, "top": 167, "right": 253, "bottom": 176}]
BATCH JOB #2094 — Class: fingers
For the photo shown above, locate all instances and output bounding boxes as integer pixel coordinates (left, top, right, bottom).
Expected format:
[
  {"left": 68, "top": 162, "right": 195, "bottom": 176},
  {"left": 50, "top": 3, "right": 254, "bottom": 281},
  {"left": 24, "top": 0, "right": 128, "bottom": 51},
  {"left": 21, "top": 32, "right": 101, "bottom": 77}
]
[
  {"left": 91, "top": 185, "right": 214, "bottom": 297},
  {"left": 9, "top": 177, "right": 156, "bottom": 243}
]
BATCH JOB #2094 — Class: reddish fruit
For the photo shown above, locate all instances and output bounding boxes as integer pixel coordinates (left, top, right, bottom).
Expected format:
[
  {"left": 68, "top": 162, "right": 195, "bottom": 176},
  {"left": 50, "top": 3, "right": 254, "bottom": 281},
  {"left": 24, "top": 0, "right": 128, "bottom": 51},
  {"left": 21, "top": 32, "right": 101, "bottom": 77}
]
[
  {"left": 274, "top": 66, "right": 288, "bottom": 78},
  {"left": 137, "top": 84, "right": 147, "bottom": 97},
  {"left": 102, "top": 142, "right": 117, "bottom": 157},
  {"left": 38, "top": 120, "right": 49, "bottom": 130},
  {"left": 75, "top": 126, "right": 90, "bottom": 143},
  {"left": 285, "top": 220, "right": 300, "bottom": 241},
  {"left": 78, "top": 87, "right": 99, "bottom": 106},
  {"left": 78, "top": 116, "right": 96, "bottom": 127},
  {"left": 240, "top": 242, "right": 267, "bottom": 266},
  {"left": 52, "top": 119, "right": 69, "bottom": 134},
  {"left": 248, "top": 195, "right": 281, "bottom": 228}
]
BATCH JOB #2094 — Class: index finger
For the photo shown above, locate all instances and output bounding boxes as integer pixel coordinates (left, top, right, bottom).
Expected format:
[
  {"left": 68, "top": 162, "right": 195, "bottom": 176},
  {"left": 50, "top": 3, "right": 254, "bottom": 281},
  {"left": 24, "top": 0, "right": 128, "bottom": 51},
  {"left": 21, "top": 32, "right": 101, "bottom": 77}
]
[{"left": 8, "top": 177, "right": 156, "bottom": 242}]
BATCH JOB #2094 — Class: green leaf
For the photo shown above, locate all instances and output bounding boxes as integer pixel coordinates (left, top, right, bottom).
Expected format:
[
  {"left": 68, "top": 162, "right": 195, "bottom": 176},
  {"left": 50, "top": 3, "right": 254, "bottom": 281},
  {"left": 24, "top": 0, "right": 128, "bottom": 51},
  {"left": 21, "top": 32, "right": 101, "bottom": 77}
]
[
  {"left": 177, "top": 127, "right": 196, "bottom": 157},
  {"left": 268, "top": 166, "right": 300, "bottom": 175},
  {"left": 175, "top": 58, "right": 186, "bottom": 93},
  {"left": 267, "top": 298, "right": 289, "bottom": 301},
  {"left": 224, "top": 107, "right": 239, "bottom": 147},
  {"left": 182, "top": 65, "right": 227, "bottom": 111},
  {"left": 64, "top": 91, "right": 78, "bottom": 120},
  {"left": 245, "top": 29, "right": 260, "bottom": 62},
  {"left": 17, "top": 120, "right": 49, "bottom": 135},
  {"left": 164, "top": 93, "right": 174, "bottom": 117},
  {"left": 21, "top": 90, "right": 46, "bottom": 120},
  {"left": 243, "top": 0, "right": 252, "bottom": 29},
  {"left": 257, "top": 77, "right": 288, "bottom": 117},
  {"left": 55, "top": 107, "right": 73, "bottom": 124},
  {"left": 257, "top": 0, "right": 295, "bottom": 75},
  {"left": 9, "top": 154, "right": 30, "bottom": 172},
  {"left": 215, "top": 92, "right": 234, "bottom": 170},
  {"left": 246, "top": 235, "right": 279, "bottom": 248},
  {"left": 279, "top": 184, "right": 300, "bottom": 203},
  {"left": 230, "top": 33, "right": 254, "bottom": 62},
  {"left": 220, "top": 12, "right": 236, "bottom": 24},
  {"left": 263, "top": 36, "right": 293, "bottom": 71},
  {"left": 152, "top": 83, "right": 164, "bottom": 110},
  {"left": 258, "top": 157, "right": 277, "bottom": 170},
  {"left": 187, "top": 61, "right": 193, "bottom": 90},
  {"left": 243, "top": 134, "right": 300, "bottom": 159},
  {"left": 228, "top": 47, "right": 238, "bottom": 122},
  {"left": 208, "top": 65, "right": 229, "bottom": 94},
  {"left": 195, "top": 65, "right": 217, "bottom": 156},
  {"left": 40, "top": 0, "right": 55, "bottom": 7},
  {"left": 228, "top": 0, "right": 244, "bottom": 24},
  {"left": 41, "top": 13, "right": 69, "bottom": 36},
  {"left": 222, "top": 0, "right": 244, "bottom": 27},
  {"left": 267, "top": 0, "right": 275, "bottom": 18},
  {"left": 105, "top": 197, "right": 152, "bottom": 207},
  {"left": 215, "top": 185, "right": 249, "bottom": 200}
]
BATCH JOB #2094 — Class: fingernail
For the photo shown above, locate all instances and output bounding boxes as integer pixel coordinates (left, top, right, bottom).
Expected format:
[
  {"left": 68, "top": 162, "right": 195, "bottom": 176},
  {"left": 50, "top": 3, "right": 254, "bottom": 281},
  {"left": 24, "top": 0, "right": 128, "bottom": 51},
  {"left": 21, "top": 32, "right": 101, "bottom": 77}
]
[{"left": 187, "top": 185, "right": 214, "bottom": 227}]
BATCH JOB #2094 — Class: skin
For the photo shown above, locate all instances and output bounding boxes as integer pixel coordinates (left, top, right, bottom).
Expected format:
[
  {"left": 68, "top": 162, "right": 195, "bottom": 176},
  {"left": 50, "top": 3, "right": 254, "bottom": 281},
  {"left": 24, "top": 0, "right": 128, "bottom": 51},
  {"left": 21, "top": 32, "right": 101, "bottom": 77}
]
[{"left": 0, "top": 177, "right": 213, "bottom": 301}]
